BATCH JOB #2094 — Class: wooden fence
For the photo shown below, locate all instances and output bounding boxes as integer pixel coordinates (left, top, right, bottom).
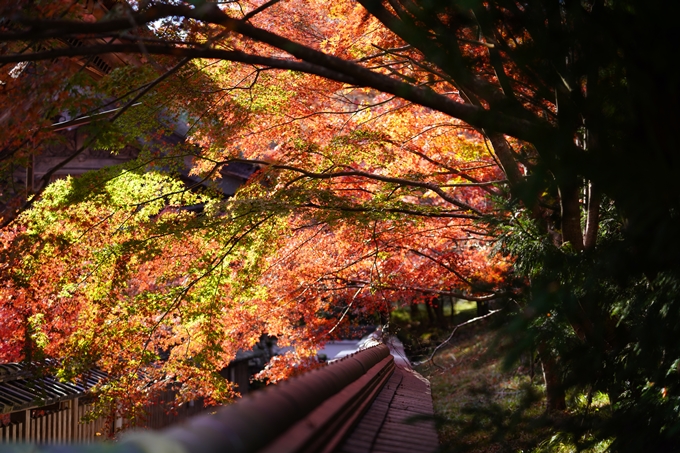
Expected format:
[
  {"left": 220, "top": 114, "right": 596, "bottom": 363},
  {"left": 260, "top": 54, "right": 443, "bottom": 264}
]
[
  {"left": 0, "top": 390, "right": 204, "bottom": 444},
  {"left": 0, "top": 398, "right": 105, "bottom": 443}
]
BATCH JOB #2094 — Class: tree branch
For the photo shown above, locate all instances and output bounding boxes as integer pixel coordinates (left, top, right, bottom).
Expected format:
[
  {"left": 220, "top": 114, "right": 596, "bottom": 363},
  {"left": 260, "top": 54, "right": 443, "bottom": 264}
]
[
  {"left": 3, "top": 4, "right": 555, "bottom": 144},
  {"left": 408, "top": 248, "right": 478, "bottom": 289},
  {"left": 416, "top": 308, "right": 502, "bottom": 369},
  {"left": 297, "top": 202, "right": 479, "bottom": 219},
  {"left": 237, "top": 159, "right": 484, "bottom": 214}
]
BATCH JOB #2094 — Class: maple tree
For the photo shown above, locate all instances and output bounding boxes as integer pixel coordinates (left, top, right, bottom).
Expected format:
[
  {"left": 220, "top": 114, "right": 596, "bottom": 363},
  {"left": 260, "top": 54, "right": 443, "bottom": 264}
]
[{"left": 2, "top": 0, "right": 680, "bottom": 448}]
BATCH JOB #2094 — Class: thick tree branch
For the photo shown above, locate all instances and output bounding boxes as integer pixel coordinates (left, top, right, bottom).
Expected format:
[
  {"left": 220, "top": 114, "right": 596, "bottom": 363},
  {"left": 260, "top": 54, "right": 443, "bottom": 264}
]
[
  {"left": 0, "top": 44, "right": 363, "bottom": 85},
  {"left": 2, "top": 4, "right": 557, "bottom": 144}
]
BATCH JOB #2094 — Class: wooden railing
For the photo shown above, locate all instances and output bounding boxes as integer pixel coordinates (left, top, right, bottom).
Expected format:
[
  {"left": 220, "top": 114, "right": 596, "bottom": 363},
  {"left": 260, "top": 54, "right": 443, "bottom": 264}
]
[{"left": 0, "top": 344, "right": 395, "bottom": 453}]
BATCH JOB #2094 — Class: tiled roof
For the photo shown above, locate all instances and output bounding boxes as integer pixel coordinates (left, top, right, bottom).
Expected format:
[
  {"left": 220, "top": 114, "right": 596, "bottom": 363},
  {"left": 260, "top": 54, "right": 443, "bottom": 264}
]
[
  {"left": 336, "top": 337, "right": 439, "bottom": 453},
  {"left": 0, "top": 362, "right": 106, "bottom": 413}
]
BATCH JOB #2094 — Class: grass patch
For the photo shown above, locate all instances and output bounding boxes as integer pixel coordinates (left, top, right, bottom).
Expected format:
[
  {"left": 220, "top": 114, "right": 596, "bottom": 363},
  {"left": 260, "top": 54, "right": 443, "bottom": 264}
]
[
  {"left": 394, "top": 303, "right": 614, "bottom": 452},
  {"left": 415, "top": 318, "right": 549, "bottom": 453}
]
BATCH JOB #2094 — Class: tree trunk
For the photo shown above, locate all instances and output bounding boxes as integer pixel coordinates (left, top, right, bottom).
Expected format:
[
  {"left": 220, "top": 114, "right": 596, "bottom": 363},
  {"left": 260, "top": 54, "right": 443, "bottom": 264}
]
[
  {"left": 537, "top": 342, "right": 566, "bottom": 411},
  {"left": 432, "top": 296, "right": 447, "bottom": 327},
  {"left": 425, "top": 301, "right": 436, "bottom": 326},
  {"left": 559, "top": 183, "right": 584, "bottom": 251},
  {"left": 410, "top": 302, "right": 420, "bottom": 322},
  {"left": 486, "top": 133, "right": 524, "bottom": 187},
  {"left": 449, "top": 296, "right": 456, "bottom": 323},
  {"left": 584, "top": 181, "right": 599, "bottom": 249}
]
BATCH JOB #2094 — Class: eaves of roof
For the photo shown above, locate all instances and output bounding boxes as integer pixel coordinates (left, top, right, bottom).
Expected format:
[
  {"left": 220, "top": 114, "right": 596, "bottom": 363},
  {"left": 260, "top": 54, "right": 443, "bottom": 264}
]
[{"left": 0, "top": 362, "right": 107, "bottom": 413}]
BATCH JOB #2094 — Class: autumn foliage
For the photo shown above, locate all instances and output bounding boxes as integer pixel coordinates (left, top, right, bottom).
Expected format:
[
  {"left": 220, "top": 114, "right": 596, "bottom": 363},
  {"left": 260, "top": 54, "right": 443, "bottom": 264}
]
[
  {"left": 3, "top": 0, "right": 680, "bottom": 449},
  {"left": 0, "top": 0, "right": 512, "bottom": 428}
]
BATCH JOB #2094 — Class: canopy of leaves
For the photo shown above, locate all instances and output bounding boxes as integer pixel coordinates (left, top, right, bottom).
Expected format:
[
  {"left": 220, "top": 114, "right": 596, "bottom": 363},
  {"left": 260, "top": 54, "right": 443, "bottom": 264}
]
[{"left": 1, "top": 0, "right": 680, "bottom": 449}]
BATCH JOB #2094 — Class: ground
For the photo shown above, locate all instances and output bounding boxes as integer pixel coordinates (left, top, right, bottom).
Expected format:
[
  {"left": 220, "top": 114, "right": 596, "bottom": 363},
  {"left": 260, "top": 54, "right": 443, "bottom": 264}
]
[{"left": 392, "top": 302, "right": 611, "bottom": 453}]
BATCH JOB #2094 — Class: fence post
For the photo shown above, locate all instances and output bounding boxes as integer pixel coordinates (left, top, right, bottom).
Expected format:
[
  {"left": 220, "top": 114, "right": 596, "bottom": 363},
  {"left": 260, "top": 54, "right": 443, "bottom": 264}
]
[
  {"left": 9, "top": 409, "right": 29, "bottom": 442},
  {"left": 71, "top": 398, "right": 79, "bottom": 442}
]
